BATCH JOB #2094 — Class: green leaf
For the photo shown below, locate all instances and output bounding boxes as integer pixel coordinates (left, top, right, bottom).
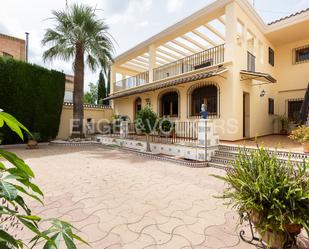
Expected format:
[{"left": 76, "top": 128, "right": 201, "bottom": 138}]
[
  {"left": 18, "top": 217, "right": 51, "bottom": 243},
  {"left": 17, "top": 215, "right": 41, "bottom": 221},
  {"left": 43, "top": 233, "right": 61, "bottom": 249},
  {"left": 0, "top": 149, "right": 34, "bottom": 178},
  {"left": 0, "top": 112, "right": 29, "bottom": 140},
  {"left": 0, "top": 229, "right": 19, "bottom": 247},
  {"left": 14, "top": 185, "right": 43, "bottom": 204},
  {"left": 0, "top": 181, "right": 18, "bottom": 200},
  {"left": 63, "top": 233, "right": 77, "bottom": 249}
]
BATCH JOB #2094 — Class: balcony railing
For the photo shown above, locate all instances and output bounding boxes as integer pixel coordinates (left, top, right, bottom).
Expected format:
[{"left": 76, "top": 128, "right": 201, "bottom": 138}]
[
  {"left": 113, "top": 44, "right": 225, "bottom": 92},
  {"left": 153, "top": 44, "right": 225, "bottom": 82},
  {"left": 114, "top": 71, "right": 149, "bottom": 92},
  {"left": 247, "top": 51, "right": 256, "bottom": 72}
]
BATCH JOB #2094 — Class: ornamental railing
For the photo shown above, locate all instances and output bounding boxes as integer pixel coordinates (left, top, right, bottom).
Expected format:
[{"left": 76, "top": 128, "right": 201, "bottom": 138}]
[
  {"left": 153, "top": 44, "right": 225, "bottom": 82},
  {"left": 114, "top": 71, "right": 149, "bottom": 92}
]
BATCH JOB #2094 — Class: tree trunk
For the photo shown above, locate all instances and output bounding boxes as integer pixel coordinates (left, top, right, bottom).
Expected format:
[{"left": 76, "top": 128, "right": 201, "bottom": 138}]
[
  {"left": 72, "top": 43, "right": 85, "bottom": 138},
  {"left": 145, "top": 133, "right": 151, "bottom": 152}
]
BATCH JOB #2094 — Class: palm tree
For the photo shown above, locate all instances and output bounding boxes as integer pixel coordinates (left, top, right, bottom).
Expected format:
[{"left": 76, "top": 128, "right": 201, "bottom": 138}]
[{"left": 42, "top": 4, "right": 114, "bottom": 137}]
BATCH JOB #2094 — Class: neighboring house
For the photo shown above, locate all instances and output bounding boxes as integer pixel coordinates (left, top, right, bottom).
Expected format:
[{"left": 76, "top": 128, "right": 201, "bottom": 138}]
[
  {"left": 64, "top": 74, "right": 74, "bottom": 102},
  {"left": 0, "top": 33, "right": 25, "bottom": 60},
  {"left": 106, "top": 0, "right": 309, "bottom": 141}
]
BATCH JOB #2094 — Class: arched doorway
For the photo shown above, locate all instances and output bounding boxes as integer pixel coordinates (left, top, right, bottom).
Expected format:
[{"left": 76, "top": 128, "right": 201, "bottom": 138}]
[
  {"left": 189, "top": 83, "right": 219, "bottom": 118},
  {"left": 134, "top": 97, "right": 142, "bottom": 118},
  {"left": 159, "top": 91, "right": 179, "bottom": 117}
]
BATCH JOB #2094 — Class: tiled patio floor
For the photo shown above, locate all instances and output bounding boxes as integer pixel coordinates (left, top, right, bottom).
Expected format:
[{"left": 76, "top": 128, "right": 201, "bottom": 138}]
[
  {"left": 222, "top": 134, "right": 303, "bottom": 153},
  {"left": 7, "top": 145, "right": 308, "bottom": 248}
]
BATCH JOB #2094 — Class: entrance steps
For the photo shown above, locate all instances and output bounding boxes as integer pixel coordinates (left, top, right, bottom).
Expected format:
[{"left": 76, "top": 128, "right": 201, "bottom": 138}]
[{"left": 208, "top": 144, "right": 308, "bottom": 169}]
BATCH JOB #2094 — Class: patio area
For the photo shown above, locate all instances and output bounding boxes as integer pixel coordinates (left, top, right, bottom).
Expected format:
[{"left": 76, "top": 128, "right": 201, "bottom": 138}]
[
  {"left": 9, "top": 144, "right": 308, "bottom": 248},
  {"left": 222, "top": 134, "right": 304, "bottom": 153},
  {"left": 9, "top": 144, "right": 253, "bottom": 248}
]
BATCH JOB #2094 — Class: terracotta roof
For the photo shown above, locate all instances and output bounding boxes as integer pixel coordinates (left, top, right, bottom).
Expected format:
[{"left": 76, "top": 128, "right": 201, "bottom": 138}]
[
  {"left": 268, "top": 8, "right": 309, "bottom": 25},
  {"left": 105, "top": 67, "right": 227, "bottom": 100}
]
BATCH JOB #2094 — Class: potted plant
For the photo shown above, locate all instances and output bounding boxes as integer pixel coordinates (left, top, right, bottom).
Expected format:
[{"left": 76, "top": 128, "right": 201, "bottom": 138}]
[
  {"left": 289, "top": 125, "right": 309, "bottom": 153},
  {"left": 273, "top": 115, "right": 290, "bottom": 135},
  {"left": 27, "top": 132, "right": 41, "bottom": 149},
  {"left": 135, "top": 106, "right": 158, "bottom": 152},
  {"left": 158, "top": 119, "right": 175, "bottom": 138},
  {"left": 213, "top": 147, "right": 309, "bottom": 248}
]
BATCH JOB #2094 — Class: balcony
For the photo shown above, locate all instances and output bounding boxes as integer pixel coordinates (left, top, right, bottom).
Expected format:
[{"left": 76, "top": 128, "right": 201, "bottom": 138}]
[{"left": 113, "top": 44, "right": 225, "bottom": 92}]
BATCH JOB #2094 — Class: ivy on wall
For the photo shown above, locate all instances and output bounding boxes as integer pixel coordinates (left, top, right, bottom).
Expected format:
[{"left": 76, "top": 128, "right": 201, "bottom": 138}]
[{"left": 0, "top": 57, "right": 65, "bottom": 144}]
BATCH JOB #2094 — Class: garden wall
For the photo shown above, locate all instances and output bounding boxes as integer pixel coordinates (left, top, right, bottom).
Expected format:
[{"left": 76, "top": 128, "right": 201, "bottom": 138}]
[{"left": 57, "top": 102, "right": 114, "bottom": 139}]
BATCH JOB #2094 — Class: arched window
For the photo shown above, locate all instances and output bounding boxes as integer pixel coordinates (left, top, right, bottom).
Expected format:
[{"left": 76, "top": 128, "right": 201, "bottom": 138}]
[
  {"left": 189, "top": 84, "right": 218, "bottom": 117},
  {"left": 159, "top": 91, "right": 179, "bottom": 117},
  {"left": 134, "top": 97, "right": 142, "bottom": 118}
]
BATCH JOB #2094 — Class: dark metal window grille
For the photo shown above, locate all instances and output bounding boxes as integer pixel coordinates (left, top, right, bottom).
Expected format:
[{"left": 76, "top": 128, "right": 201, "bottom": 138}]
[
  {"left": 191, "top": 85, "right": 217, "bottom": 117},
  {"left": 293, "top": 44, "right": 309, "bottom": 64},
  {"left": 161, "top": 92, "right": 179, "bottom": 117},
  {"left": 268, "top": 47, "right": 274, "bottom": 66},
  {"left": 288, "top": 100, "right": 303, "bottom": 121},
  {"left": 268, "top": 98, "right": 274, "bottom": 115}
]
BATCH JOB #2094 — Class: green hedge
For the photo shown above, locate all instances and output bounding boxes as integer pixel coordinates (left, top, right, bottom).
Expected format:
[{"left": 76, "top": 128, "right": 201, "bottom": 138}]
[{"left": 0, "top": 57, "right": 65, "bottom": 144}]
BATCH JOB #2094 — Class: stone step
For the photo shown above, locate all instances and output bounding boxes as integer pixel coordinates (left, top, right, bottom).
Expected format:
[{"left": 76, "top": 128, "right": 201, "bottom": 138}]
[
  {"left": 207, "top": 161, "right": 231, "bottom": 170},
  {"left": 218, "top": 145, "right": 308, "bottom": 161}
]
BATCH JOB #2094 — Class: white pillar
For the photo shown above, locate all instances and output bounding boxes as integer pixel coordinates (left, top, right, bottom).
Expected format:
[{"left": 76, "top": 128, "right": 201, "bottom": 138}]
[
  {"left": 224, "top": 2, "right": 238, "bottom": 62},
  {"left": 120, "top": 121, "right": 128, "bottom": 138},
  {"left": 197, "top": 119, "right": 219, "bottom": 161},
  {"left": 148, "top": 45, "right": 156, "bottom": 83}
]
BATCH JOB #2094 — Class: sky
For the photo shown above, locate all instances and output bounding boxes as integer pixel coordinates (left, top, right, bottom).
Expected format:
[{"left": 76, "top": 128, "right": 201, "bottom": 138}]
[{"left": 0, "top": 0, "right": 309, "bottom": 91}]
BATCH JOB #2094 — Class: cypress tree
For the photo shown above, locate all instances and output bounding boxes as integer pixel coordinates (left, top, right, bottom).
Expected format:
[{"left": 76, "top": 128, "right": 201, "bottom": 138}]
[
  {"left": 97, "top": 70, "right": 106, "bottom": 105},
  {"left": 104, "top": 67, "right": 111, "bottom": 105}
]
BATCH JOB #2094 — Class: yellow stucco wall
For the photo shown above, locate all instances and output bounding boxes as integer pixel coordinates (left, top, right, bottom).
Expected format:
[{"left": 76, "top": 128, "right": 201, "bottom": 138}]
[{"left": 57, "top": 105, "right": 114, "bottom": 139}]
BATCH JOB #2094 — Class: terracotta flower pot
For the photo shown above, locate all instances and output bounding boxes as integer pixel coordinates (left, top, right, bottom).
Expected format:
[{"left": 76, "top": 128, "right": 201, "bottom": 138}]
[
  {"left": 27, "top": 139, "right": 38, "bottom": 149},
  {"left": 248, "top": 210, "right": 302, "bottom": 249},
  {"left": 302, "top": 142, "right": 309, "bottom": 153}
]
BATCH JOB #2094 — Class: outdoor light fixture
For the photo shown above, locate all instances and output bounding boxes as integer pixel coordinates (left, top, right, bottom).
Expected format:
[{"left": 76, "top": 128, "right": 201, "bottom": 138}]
[{"left": 260, "top": 89, "right": 266, "bottom": 97}]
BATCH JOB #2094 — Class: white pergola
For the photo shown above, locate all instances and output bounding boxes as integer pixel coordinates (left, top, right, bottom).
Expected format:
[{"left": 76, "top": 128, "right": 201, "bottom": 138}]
[{"left": 119, "top": 16, "right": 227, "bottom": 73}]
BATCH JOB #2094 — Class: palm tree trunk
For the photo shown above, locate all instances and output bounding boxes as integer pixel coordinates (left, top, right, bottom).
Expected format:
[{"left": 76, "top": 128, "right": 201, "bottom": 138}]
[{"left": 72, "top": 43, "right": 85, "bottom": 138}]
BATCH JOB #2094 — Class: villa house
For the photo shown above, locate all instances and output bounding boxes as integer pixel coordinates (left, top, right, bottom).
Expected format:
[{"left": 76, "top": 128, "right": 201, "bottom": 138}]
[{"left": 106, "top": 0, "right": 309, "bottom": 142}]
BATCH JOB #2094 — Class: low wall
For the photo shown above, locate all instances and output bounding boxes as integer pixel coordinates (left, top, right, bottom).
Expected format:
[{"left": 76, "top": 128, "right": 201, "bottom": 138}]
[{"left": 57, "top": 103, "right": 114, "bottom": 139}]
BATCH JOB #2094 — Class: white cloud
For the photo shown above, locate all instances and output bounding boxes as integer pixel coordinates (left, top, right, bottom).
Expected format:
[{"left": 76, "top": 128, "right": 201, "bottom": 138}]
[
  {"left": 108, "top": 0, "right": 153, "bottom": 24},
  {"left": 167, "top": 0, "right": 184, "bottom": 13},
  {"left": 136, "top": 20, "right": 149, "bottom": 27}
]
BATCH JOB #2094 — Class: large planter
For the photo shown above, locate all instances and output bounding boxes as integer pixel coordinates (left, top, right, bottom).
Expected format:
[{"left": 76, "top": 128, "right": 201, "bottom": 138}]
[
  {"left": 302, "top": 141, "right": 309, "bottom": 153},
  {"left": 249, "top": 210, "right": 302, "bottom": 249}
]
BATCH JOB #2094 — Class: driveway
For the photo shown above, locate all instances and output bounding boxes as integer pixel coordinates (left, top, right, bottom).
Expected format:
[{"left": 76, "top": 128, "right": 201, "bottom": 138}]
[{"left": 6, "top": 145, "right": 273, "bottom": 248}]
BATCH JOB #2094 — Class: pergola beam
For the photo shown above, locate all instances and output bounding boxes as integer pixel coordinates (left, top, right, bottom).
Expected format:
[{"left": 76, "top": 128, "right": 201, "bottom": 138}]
[
  {"left": 191, "top": 30, "right": 218, "bottom": 47},
  {"left": 218, "top": 16, "right": 226, "bottom": 25},
  {"left": 156, "top": 52, "right": 176, "bottom": 63},
  {"left": 162, "top": 44, "right": 191, "bottom": 57},
  {"left": 182, "top": 34, "right": 208, "bottom": 50},
  {"left": 130, "top": 59, "right": 149, "bottom": 68},
  {"left": 124, "top": 61, "right": 148, "bottom": 71},
  {"left": 157, "top": 48, "right": 182, "bottom": 60},
  {"left": 171, "top": 40, "right": 199, "bottom": 54},
  {"left": 121, "top": 64, "right": 146, "bottom": 73},
  {"left": 204, "top": 24, "right": 225, "bottom": 41}
]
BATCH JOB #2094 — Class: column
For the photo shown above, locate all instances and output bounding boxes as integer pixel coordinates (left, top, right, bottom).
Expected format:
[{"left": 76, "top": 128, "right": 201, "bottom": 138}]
[{"left": 148, "top": 45, "right": 156, "bottom": 83}]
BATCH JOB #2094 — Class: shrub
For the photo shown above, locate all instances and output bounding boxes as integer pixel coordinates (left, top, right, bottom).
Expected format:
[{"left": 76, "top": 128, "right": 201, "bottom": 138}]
[
  {"left": 289, "top": 125, "right": 309, "bottom": 143},
  {"left": 0, "top": 57, "right": 65, "bottom": 144}
]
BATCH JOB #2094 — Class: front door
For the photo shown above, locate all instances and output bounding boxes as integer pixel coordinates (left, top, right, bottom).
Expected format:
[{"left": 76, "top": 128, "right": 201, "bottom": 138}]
[{"left": 243, "top": 92, "right": 250, "bottom": 138}]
